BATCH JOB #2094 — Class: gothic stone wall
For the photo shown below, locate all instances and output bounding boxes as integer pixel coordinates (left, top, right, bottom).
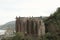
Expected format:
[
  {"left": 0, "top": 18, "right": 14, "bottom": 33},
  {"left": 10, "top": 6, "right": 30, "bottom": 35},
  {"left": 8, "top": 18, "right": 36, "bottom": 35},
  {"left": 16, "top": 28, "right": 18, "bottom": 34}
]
[{"left": 16, "top": 17, "right": 45, "bottom": 37}]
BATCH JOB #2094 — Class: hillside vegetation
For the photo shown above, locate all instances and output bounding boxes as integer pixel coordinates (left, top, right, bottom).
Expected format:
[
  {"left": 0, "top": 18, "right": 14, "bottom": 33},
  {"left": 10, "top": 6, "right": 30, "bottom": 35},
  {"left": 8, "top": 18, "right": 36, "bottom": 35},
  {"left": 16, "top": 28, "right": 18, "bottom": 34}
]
[
  {"left": 0, "top": 21, "right": 15, "bottom": 30},
  {"left": 44, "top": 7, "right": 60, "bottom": 40}
]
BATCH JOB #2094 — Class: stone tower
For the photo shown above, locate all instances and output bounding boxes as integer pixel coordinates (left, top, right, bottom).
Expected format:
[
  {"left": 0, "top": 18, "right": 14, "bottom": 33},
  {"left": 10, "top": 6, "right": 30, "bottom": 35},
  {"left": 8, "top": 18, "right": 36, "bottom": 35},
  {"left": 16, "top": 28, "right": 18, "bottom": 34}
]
[{"left": 16, "top": 17, "right": 45, "bottom": 37}]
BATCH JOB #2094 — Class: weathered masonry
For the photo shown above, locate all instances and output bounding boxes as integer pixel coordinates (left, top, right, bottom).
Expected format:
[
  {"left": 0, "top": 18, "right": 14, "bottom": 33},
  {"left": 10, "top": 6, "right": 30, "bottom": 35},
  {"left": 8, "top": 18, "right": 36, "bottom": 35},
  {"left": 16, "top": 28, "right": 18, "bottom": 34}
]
[{"left": 16, "top": 17, "right": 45, "bottom": 37}]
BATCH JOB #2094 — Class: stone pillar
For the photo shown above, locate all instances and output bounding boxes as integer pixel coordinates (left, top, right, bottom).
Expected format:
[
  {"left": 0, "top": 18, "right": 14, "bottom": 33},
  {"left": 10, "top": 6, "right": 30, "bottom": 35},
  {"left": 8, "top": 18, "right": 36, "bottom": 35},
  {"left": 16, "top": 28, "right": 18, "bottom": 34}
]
[
  {"left": 26, "top": 20, "right": 29, "bottom": 34},
  {"left": 25, "top": 21, "right": 27, "bottom": 34},
  {"left": 35, "top": 22, "right": 38, "bottom": 36},
  {"left": 31, "top": 20, "right": 34, "bottom": 35},
  {"left": 18, "top": 17, "right": 21, "bottom": 32},
  {"left": 19, "top": 21, "right": 21, "bottom": 32},
  {"left": 38, "top": 21, "right": 41, "bottom": 36},
  {"left": 29, "top": 20, "right": 31, "bottom": 35},
  {"left": 16, "top": 17, "right": 18, "bottom": 32},
  {"left": 23, "top": 22, "right": 25, "bottom": 34},
  {"left": 33, "top": 21, "right": 36, "bottom": 36},
  {"left": 40, "top": 20, "right": 45, "bottom": 36},
  {"left": 16, "top": 17, "right": 20, "bottom": 32},
  {"left": 33, "top": 21, "right": 37, "bottom": 36},
  {"left": 21, "top": 21, "right": 24, "bottom": 32}
]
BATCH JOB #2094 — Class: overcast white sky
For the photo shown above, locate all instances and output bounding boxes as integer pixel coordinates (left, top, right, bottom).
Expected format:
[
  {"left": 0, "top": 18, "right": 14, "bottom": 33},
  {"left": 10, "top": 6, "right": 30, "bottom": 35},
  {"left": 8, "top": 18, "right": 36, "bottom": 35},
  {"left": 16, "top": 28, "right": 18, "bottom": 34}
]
[{"left": 0, "top": 0, "right": 60, "bottom": 25}]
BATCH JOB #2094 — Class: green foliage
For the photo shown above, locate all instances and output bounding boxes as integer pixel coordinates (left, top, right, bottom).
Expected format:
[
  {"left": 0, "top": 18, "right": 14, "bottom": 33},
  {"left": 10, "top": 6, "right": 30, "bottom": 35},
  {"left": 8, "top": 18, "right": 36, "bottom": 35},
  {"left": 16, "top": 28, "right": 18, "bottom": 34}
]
[
  {"left": 12, "top": 32, "right": 24, "bottom": 40},
  {"left": 44, "top": 7, "right": 60, "bottom": 40},
  {"left": 12, "top": 32, "right": 33, "bottom": 40}
]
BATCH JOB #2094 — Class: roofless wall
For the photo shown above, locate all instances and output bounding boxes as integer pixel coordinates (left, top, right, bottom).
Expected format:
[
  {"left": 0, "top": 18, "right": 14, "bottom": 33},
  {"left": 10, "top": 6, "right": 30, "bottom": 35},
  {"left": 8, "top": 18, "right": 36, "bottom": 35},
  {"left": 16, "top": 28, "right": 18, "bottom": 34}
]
[{"left": 16, "top": 17, "right": 45, "bottom": 37}]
